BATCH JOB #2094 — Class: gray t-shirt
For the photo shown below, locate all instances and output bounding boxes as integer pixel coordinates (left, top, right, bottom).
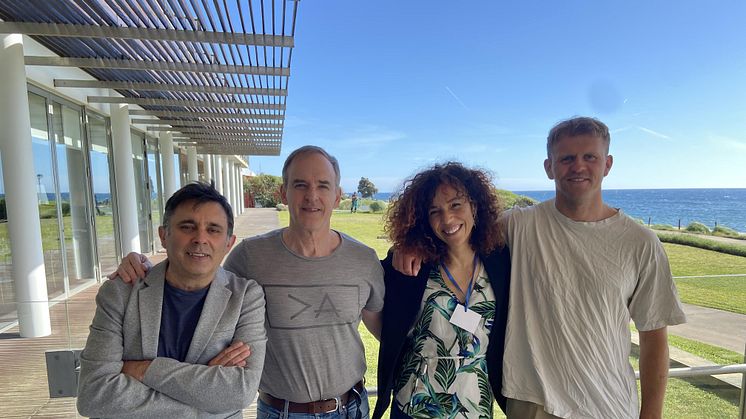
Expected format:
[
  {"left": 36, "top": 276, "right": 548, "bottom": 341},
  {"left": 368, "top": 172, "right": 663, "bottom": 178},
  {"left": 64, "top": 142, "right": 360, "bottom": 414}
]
[{"left": 223, "top": 228, "right": 385, "bottom": 402}]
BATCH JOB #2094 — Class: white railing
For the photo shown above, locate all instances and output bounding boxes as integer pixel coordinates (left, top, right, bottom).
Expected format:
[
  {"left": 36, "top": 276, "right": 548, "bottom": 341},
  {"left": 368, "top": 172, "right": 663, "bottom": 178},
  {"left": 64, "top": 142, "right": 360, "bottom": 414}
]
[{"left": 634, "top": 363, "right": 746, "bottom": 419}]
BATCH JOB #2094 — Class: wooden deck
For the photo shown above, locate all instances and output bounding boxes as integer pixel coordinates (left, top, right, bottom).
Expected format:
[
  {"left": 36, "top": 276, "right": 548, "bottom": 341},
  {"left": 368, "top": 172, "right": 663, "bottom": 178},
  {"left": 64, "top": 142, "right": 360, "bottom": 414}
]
[{"left": 0, "top": 208, "right": 279, "bottom": 418}]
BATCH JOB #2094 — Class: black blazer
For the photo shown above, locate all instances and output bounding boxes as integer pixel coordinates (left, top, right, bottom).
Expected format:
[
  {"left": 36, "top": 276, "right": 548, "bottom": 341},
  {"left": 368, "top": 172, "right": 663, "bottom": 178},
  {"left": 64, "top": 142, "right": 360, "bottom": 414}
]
[{"left": 372, "top": 246, "right": 511, "bottom": 419}]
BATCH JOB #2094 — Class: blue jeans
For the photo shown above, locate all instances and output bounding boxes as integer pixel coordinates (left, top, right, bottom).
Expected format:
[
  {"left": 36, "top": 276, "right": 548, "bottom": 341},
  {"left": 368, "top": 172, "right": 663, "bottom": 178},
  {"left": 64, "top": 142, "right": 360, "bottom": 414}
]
[{"left": 256, "top": 388, "right": 369, "bottom": 419}]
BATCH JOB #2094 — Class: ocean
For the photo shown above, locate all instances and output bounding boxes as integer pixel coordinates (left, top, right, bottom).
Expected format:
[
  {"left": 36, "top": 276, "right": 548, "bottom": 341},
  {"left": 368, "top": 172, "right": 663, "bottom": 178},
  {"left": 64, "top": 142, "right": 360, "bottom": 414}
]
[{"left": 375, "top": 188, "right": 746, "bottom": 233}]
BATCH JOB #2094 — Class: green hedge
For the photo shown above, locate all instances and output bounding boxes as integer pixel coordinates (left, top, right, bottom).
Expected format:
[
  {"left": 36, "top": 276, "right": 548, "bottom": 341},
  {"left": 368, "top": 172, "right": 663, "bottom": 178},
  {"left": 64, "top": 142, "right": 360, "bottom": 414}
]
[{"left": 656, "top": 232, "right": 746, "bottom": 257}]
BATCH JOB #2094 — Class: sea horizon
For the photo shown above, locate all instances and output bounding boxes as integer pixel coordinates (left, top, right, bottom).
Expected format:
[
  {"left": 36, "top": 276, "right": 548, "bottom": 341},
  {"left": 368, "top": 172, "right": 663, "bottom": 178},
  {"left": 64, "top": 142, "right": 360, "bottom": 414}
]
[{"left": 372, "top": 187, "right": 746, "bottom": 233}]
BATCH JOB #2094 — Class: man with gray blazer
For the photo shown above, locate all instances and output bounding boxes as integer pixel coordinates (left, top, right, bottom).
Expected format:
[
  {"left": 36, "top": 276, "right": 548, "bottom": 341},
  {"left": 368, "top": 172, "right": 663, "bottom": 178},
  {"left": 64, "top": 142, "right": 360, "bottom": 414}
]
[{"left": 77, "top": 182, "right": 267, "bottom": 418}]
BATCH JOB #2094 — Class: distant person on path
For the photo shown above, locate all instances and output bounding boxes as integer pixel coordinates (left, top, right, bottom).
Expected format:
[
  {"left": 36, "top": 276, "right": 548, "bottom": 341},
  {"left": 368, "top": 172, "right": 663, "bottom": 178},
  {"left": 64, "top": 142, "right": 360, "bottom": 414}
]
[
  {"left": 78, "top": 182, "right": 266, "bottom": 418},
  {"left": 113, "top": 146, "right": 385, "bottom": 419},
  {"left": 351, "top": 192, "right": 359, "bottom": 213},
  {"left": 394, "top": 116, "right": 686, "bottom": 418},
  {"left": 374, "top": 162, "right": 510, "bottom": 418}
]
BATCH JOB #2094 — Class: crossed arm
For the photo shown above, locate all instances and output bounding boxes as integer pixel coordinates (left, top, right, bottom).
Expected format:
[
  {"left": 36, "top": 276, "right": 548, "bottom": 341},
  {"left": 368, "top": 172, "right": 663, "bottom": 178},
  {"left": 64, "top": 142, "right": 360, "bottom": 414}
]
[{"left": 77, "top": 280, "right": 266, "bottom": 417}]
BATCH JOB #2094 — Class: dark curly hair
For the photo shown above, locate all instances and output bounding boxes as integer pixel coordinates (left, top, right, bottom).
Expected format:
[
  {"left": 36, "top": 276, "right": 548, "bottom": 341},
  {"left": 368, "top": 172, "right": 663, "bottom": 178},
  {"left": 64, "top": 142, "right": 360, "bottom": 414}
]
[{"left": 385, "top": 162, "right": 504, "bottom": 263}]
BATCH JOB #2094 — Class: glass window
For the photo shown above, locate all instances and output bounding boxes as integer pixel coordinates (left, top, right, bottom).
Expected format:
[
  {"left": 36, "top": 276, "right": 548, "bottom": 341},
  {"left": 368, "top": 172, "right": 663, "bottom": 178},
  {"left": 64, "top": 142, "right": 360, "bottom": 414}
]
[
  {"left": 88, "top": 113, "right": 117, "bottom": 276},
  {"left": 29, "top": 92, "right": 65, "bottom": 299},
  {"left": 0, "top": 147, "right": 13, "bottom": 326},
  {"left": 131, "top": 132, "right": 152, "bottom": 253},
  {"left": 146, "top": 139, "right": 163, "bottom": 252},
  {"left": 52, "top": 103, "right": 96, "bottom": 291}
]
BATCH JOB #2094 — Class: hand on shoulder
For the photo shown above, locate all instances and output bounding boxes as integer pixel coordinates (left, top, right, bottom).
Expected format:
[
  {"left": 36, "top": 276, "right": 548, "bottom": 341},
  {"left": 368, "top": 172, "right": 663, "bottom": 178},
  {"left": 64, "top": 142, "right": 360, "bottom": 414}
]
[
  {"left": 108, "top": 252, "right": 153, "bottom": 284},
  {"left": 391, "top": 247, "right": 422, "bottom": 277}
]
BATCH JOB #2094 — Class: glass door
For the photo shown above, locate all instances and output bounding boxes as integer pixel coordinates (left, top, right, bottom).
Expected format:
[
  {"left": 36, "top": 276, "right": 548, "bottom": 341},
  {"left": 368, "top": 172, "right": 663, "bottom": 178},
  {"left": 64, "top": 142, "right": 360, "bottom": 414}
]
[
  {"left": 146, "top": 139, "right": 163, "bottom": 252},
  {"left": 87, "top": 112, "right": 118, "bottom": 276},
  {"left": 50, "top": 102, "right": 96, "bottom": 291},
  {"left": 28, "top": 91, "right": 66, "bottom": 299},
  {"left": 131, "top": 131, "right": 153, "bottom": 253}
]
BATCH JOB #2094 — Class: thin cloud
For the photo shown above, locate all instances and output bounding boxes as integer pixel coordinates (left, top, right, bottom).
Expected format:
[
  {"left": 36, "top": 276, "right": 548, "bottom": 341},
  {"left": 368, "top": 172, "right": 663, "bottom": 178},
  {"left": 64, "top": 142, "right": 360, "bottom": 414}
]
[
  {"left": 445, "top": 86, "right": 470, "bottom": 111},
  {"left": 344, "top": 128, "right": 406, "bottom": 147},
  {"left": 637, "top": 126, "right": 671, "bottom": 140},
  {"left": 709, "top": 134, "right": 746, "bottom": 151},
  {"left": 611, "top": 126, "right": 633, "bottom": 135}
]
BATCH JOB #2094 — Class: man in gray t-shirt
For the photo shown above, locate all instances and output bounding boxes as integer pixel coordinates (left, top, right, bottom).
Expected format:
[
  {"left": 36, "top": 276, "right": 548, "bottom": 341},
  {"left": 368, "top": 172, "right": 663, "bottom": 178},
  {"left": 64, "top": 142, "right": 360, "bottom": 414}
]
[
  {"left": 224, "top": 228, "right": 383, "bottom": 405},
  {"left": 116, "top": 146, "right": 384, "bottom": 419}
]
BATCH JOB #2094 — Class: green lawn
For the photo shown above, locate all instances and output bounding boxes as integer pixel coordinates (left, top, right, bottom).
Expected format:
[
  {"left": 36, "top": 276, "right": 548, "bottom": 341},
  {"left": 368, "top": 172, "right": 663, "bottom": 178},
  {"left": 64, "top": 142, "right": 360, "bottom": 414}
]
[
  {"left": 664, "top": 243, "right": 746, "bottom": 276},
  {"left": 663, "top": 243, "right": 746, "bottom": 315},
  {"left": 0, "top": 213, "right": 115, "bottom": 259}
]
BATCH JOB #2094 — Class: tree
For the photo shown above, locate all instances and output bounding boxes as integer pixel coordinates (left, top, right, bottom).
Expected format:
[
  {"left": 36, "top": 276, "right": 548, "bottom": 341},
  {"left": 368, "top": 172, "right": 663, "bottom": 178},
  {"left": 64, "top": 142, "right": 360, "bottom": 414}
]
[
  {"left": 244, "top": 174, "right": 283, "bottom": 207},
  {"left": 357, "top": 177, "right": 378, "bottom": 198}
]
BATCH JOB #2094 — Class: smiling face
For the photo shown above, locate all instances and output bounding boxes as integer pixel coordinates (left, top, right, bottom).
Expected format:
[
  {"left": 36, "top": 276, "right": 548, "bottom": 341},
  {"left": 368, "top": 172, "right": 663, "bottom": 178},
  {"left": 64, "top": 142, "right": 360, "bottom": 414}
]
[
  {"left": 159, "top": 200, "right": 236, "bottom": 289},
  {"left": 428, "top": 183, "right": 475, "bottom": 252},
  {"left": 281, "top": 152, "right": 341, "bottom": 234},
  {"left": 544, "top": 133, "right": 613, "bottom": 209}
]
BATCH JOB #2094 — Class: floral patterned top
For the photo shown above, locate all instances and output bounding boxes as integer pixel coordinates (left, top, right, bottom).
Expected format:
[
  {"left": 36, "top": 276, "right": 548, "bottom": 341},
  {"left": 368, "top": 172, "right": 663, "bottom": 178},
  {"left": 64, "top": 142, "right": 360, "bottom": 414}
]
[{"left": 393, "top": 262, "right": 495, "bottom": 418}]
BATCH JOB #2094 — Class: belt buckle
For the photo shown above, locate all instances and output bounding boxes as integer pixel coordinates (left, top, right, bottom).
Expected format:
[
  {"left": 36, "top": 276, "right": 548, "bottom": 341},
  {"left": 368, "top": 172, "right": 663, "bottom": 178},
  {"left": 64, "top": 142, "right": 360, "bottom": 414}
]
[{"left": 323, "top": 396, "right": 341, "bottom": 414}]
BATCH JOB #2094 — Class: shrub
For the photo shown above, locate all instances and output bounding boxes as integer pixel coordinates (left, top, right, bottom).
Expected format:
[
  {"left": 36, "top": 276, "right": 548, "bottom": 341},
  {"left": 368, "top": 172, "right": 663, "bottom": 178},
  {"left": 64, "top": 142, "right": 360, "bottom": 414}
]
[
  {"left": 685, "top": 222, "right": 710, "bottom": 234},
  {"left": 656, "top": 232, "right": 746, "bottom": 257},
  {"left": 512, "top": 196, "right": 537, "bottom": 208},
  {"left": 38, "top": 203, "right": 57, "bottom": 219},
  {"left": 369, "top": 201, "right": 385, "bottom": 213},
  {"left": 245, "top": 174, "right": 282, "bottom": 208},
  {"left": 338, "top": 199, "right": 352, "bottom": 210},
  {"left": 651, "top": 224, "right": 676, "bottom": 231},
  {"left": 275, "top": 203, "right": 288, "bottom": 211},
  {"left": 0, "top": 198, "right": 6, "bottom": 220},
  {"left": 712, "top": 225, "right": 743, "bottom": 239},
  {"left": 494, "top": 189, "right": 537, "bottom": 208}
]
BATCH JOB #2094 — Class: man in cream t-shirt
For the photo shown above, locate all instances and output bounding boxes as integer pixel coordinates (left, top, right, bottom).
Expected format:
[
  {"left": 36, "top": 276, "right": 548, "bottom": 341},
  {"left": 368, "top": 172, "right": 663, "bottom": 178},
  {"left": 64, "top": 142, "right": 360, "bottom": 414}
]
[{"left": 500, "top": 117, "right": 686, "bottom": 419}]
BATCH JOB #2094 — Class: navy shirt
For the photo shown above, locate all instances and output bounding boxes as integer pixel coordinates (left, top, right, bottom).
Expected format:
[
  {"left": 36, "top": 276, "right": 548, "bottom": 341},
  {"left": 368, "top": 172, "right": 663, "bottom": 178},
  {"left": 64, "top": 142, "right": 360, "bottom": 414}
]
[{"left": 157, "top": 280, "right": 210, "bottom": 362}]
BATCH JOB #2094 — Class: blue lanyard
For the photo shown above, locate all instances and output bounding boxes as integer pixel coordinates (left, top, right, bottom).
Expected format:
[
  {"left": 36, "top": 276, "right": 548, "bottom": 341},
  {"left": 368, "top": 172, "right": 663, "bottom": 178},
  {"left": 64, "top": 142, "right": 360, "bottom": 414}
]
[{"left": 441, "top": 253, "right": 479, "bottom": 311}]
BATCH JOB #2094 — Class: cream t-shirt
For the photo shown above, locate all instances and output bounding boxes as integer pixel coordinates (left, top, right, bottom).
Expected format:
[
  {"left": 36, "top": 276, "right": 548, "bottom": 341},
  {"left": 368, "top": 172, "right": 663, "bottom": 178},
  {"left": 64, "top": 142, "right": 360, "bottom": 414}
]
[{"left": 501, "top": 199, "right": 686, "bottom": 419}]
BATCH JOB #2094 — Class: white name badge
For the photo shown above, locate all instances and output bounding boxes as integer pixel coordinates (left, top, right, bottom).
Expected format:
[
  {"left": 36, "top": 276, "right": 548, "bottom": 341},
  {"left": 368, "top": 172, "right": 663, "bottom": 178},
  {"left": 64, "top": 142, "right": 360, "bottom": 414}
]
[{"left": 449, "top": 304, "right": 481, "bottom": 334}]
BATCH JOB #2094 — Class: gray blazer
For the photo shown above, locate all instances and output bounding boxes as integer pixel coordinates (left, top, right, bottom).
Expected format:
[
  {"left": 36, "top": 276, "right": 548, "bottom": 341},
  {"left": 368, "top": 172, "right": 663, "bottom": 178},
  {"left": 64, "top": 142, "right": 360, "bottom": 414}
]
[{"left": 77, "top": 261, "right": 267, "bottom": 418}]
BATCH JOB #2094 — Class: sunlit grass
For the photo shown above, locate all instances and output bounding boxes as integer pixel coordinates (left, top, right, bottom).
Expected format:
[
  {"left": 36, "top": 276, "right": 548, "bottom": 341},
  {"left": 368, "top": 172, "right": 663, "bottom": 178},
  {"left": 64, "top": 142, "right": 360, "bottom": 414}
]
[{"left": 663, "top": 243, "right": 746, "bottom": 315}]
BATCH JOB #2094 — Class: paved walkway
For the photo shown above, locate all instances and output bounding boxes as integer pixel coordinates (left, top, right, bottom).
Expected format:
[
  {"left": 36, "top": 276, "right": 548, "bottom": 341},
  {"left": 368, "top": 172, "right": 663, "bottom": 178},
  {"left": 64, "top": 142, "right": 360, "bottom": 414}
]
[{"left": 671, "top": 303, "right": 746, "bottom": 354}]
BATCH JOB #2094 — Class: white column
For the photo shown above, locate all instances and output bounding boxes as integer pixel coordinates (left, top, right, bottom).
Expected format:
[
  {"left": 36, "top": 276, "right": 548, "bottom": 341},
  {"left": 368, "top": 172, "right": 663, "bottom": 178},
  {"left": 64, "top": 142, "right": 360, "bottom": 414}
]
[
  {"left": 0, "top": 33, "right": 51, "bottom": 337},
  {"left": 214, "top": 155, "right": 223, "bottom": 194},
  {"left": 110, "top": 98, "right": 141, "bottom": 255},
  {"left": 174, "top": 147, "right": 183, "bottom": 189},
  {"left": 238, "top": 170, "right": 245, "bottom": 214},
  {"left": 187, "top": 146, "right": 198, "bottom": 182},
  {"left": 236, "top": 167, "right": 243, "bottom": 214},
  {"left": 231, "top": 164, "right": 238, "bottom": 213},
  {"left": 232, "top": 167, "right": 238, "bottom": 214},
  {"left": 202, "top": 153, "right": 212, "bottom": 184},
  {"left": 223, "top": 156, "right": 235, "bottom": 207},
  {"left": 159, "top": 131, "right": 176, "bottom": 200},
  {"left": 223, "top": 157, "right": 232, "bottom": 203}
]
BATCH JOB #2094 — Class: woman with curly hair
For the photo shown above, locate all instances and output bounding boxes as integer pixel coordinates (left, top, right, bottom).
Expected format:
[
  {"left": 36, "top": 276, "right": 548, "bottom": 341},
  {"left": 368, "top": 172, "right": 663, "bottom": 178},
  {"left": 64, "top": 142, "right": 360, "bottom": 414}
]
[{"left": 372, "top": 162, "right": 511, "bottom": 419}]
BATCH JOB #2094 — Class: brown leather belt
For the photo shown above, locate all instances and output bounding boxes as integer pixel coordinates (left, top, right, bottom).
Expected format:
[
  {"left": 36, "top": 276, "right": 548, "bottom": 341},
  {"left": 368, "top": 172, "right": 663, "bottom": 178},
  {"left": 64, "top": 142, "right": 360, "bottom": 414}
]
[{"left": 258, "top": 381, "right": 365, "bottom": 414}]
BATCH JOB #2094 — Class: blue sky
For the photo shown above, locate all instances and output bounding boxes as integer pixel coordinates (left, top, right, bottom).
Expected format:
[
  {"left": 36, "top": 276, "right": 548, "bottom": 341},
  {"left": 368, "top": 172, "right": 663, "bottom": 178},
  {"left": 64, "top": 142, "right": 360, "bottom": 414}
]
[
  {"left": 247, "top": 1, "right": 746, "bottom": 193},
  {"left": 2, "top": 2, "right": 744, "bottom": 196}
]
